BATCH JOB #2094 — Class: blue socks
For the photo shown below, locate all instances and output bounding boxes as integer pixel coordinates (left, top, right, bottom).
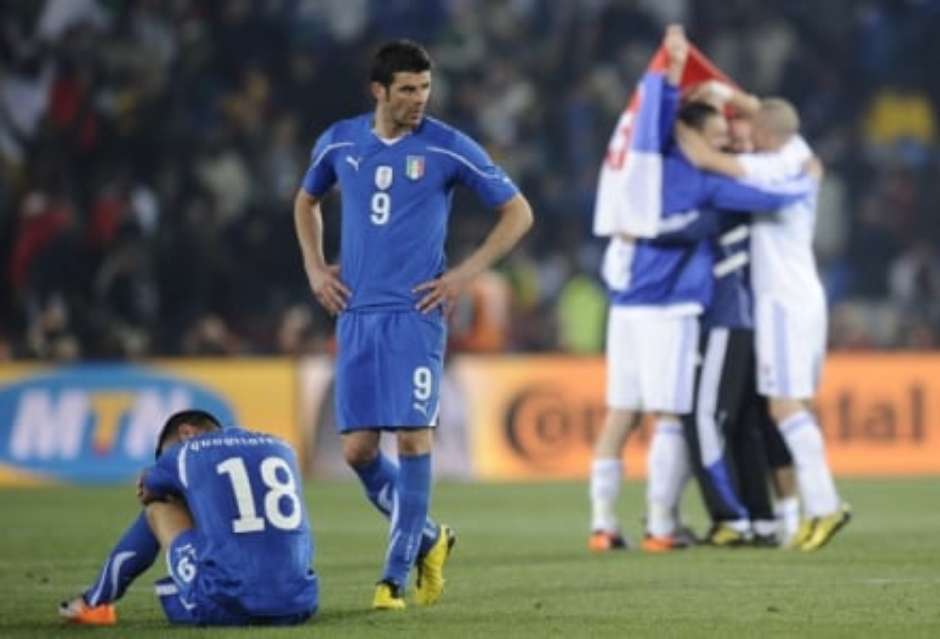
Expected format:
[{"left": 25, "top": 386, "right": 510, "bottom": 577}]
[
  {"left": 83, "top": 513, "right": 159, "bottom": 606},
  {"left": 380, "top": 452, "right": 432, "bottom": 589},
  {"left": 352, "top": 452, "right": 439, "bottom": 558}
]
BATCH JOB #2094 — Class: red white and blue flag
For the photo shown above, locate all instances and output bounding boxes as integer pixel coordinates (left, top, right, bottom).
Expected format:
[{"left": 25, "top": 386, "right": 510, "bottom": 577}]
[{"left": 593, "top": 44, "right": 734, "bottom": 238}]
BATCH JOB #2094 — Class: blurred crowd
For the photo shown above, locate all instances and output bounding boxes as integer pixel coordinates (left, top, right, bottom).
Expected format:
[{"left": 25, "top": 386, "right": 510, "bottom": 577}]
[{"left": 1, "top": 0, "right": 939, "bottom": 360}]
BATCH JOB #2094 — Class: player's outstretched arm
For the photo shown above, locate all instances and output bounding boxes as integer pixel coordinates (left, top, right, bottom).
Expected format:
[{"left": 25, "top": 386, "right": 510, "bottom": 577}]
[
  {"left": 664, "top": 24, "right": 689, "bottom": 86},
  {"left": 294, "top": 189, "right": 350, "bottom": 315},
  {"left": 686, "top": 80, "right": 760, "bottom": 117},
  {"left": 675, "top": 122, "right": 746, "bottom": 177},
  {"left": 706, "top": 172, "right": 815, "bottom": 213},
  {"left": 414, "top": 193, "right": 533, "bottom": 314}
]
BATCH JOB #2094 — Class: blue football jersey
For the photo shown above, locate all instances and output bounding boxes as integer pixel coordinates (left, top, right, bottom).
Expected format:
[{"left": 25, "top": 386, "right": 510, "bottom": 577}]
[
  {"left": 143, "top": 428, "right": 317, "bottom": 618},
  {"left": 603, "top": 80, "right": 815, "bottom": 312},
  {"left": 649, "top": 209, "right": 755, "bottom": 330},
  {"left": 607, "top": 154, "right": 813, "bottom": 310},
  {"left": 301, "top": 113, "right": 519, "bottom": 312},
  {"left": 702, "top": 215, "right": 754, "bottom": 331}
]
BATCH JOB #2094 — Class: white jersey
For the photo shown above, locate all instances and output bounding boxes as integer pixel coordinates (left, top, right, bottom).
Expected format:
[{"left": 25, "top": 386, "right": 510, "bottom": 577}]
[{"left": 738, "top": 135, "right": 826, "bottom": 309}]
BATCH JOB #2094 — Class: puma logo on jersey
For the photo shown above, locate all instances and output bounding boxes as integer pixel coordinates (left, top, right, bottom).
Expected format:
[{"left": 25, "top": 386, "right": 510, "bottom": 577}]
[{"left": 345, "top": 155, "right": 362, "bottom": 171}]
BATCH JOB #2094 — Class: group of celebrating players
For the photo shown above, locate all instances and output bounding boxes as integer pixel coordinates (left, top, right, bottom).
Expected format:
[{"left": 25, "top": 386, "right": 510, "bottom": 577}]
[
  {"left": 58, "top": 26, "right": 847, "bottom": 628},
  {"left": 588, "top": 26, "right": 850, "bottom": 554}
]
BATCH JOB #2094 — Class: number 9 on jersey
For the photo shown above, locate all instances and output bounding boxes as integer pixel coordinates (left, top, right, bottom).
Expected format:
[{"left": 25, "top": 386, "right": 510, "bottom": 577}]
[{"left": 371, "top": 192, "right": 390, "bottom": 225}]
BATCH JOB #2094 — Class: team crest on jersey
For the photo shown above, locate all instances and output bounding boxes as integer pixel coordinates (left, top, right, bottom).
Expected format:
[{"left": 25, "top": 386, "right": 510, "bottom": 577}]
[
  {"left": 374, "top": 165, "right": 393, "bottom": 190},
  {"left": 405, "top": 155, "right": 425, "bottom": 180}
]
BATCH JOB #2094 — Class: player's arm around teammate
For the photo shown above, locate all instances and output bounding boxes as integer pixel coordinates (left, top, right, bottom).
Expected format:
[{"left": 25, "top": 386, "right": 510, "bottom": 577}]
[{"left": 675, "top": 100, "right": 849, "bottom": 550}]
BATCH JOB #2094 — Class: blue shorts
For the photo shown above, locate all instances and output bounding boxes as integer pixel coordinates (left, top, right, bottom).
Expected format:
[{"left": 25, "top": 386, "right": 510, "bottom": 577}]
[
  {"left": 335, "top": 311, "right": 446, "bottom": 431},
  {"left": 156, "top": 531, "right": 315, "bottom": 626}
]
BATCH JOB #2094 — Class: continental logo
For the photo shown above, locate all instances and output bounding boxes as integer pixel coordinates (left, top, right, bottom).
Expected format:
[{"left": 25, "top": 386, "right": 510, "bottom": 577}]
[
  {"left": 504, "top": 385, "right": 632, "bottom": 470},
  {"left": 0, "top": 365, "right": 235, "bottom": 483},
  {"left": 500, "top": 381, "right": 933, "bottom": 471},
  {"left": 816, "top": 385, "right": 927, "bottom": 443}
]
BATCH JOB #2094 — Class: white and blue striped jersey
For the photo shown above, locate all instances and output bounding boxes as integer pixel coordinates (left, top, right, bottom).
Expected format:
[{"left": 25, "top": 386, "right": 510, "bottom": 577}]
[
  {"left": 301, "top": 114, "right": 519, "bottom": 312},
  {"left": 651, "top": 209, "right": 754, "bottom": 330},
  {"left": 704, "top": 216, "right": 753, "bottom": 330}
]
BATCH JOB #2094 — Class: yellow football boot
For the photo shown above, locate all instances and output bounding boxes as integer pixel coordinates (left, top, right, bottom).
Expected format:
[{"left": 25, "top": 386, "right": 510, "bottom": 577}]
[
  {"left": 801, "top": 504, "right": 852, "bottom": 551},
  {"left": 706, "top": 523, "right": 750, "bottom": 547},
  {"left": 372, "top": 581, "right": 406, "bottom": 611},
  {"left": 784, "top": 518, "right": 815, "bottom": 550},
  {"left": 415, "top": 524, "right": 456, "bottom": 605}
]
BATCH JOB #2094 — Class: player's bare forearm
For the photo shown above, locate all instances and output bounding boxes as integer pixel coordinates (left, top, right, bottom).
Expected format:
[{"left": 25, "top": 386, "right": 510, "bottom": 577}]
[
  {"left": 294, "top": 189, "right": 327, "bottom": 272},
  {"left": 664, "top": 24, "right": 688, "bottom": 86},
  {"left": 413, "top": 193, "right": 533, "bottom": 314},
  {"left": 293, "top": 189, "right": 350, "bottom": 314},
  {"left": 675, "top": 123, "right": 745, "bottom": 177}
]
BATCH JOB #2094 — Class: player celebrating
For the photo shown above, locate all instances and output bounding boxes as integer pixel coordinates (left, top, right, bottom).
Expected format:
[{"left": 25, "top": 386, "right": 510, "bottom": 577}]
[
  {"left": 677, "top": 98, "right": 851, "bottom": 550},
  {"left": 59, "top": 410, "right": 318, "bottom": 626},
  {"left": 294, "top": 40, "right": 533, "bottom": 608},
  {"left": 589, "top": 26, "right": 815, "bottom": 552},
  {"left": 664, "top": 96, "right": 798, "bottom": 547}
]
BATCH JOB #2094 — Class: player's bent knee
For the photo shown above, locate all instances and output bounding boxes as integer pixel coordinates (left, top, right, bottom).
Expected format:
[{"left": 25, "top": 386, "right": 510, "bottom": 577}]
[
  {"left": 343, "top": 445, "right": 378, "bottom": 467},
  {"left": 341, "top": 431, "right": 381, "bottom": 467},
  {"left": 397, "top": 429, "right": 432, "bottom": 456},
  {"left": 145, "top": 500, "right": 195, "bottom": 549}
]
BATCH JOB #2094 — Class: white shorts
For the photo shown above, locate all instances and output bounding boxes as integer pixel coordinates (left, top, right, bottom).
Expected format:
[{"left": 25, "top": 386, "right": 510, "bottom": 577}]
[
  {"left": 755, "top": 297, "right": 827, "bottom": 399},
  {"left": 605, "top": 307, "right": 699, "bottom": 414}
]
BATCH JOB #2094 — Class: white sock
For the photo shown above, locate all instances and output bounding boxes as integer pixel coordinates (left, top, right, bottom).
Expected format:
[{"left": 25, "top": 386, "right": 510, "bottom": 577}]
[
  {"left": 726, "top": 519, "right": 751, "bottom": 534},
  {"left": 590, "top": 458, "right": 623, "bottom": 532},
  {"left": 646, "top": 419, "right": 690, "bottom": 537},
  {"left": 774, "top": 496, "right": 800, "bottom": 541},
  {"left": 752, "top": 519, "right": 778, "bottom": 538},
  {"left": 779, "top": 412, "right": 840, "bottom": 518}
]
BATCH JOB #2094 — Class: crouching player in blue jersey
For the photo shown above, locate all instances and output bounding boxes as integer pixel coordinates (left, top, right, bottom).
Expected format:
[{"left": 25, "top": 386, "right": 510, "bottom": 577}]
[
  {"left": 294, "top": 40, "right": 533, "bottom": 609},
  {"left": 59, "top": 410, "right": 318, "bottom": 627}
]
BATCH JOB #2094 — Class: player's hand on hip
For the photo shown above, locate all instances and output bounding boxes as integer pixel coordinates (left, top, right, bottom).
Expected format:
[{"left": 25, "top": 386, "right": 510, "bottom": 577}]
[
  {"left": 413, "top": 269, "right": 471, "bottom": 315},
  {"left": 308, "top": 264, "right": 351, "bottom": 315},
  {"left": 137, "top": 473, "right": 159, "bottom": 506}
]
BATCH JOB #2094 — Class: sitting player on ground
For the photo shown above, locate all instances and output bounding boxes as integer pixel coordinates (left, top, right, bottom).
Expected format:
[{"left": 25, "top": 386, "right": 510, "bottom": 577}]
[{"left": 59, "top": 410, "right": 318, "bottom": 626}]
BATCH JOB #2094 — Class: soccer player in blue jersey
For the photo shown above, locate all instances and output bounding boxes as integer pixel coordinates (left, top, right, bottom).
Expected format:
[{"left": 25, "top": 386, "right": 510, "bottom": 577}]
[
  {"left": 59, "top": 410, "right": 318, "bottom": 626},
  {"left": 294, "top": 40, "right": 533, "bottom": 609}
]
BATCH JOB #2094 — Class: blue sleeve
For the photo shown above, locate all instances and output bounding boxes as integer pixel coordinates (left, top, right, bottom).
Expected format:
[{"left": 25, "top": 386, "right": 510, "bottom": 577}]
[
  {"left": 703, "top": 174, "right": 813, "bottom": 212},
  {"left": 142, "top": 444, "right": 185, "bottom": 499},
  {"left": 301, "top": 127, "right": 338, "bottom": 197},
  {"left": 652, "top": 208, "right": 720, "bottom": 245},
  {"left": 444, "top": 132, "right": 519, "bottom": 208},
  {"left": 659, "top": 84, "right": 680, "bottom": 151}
]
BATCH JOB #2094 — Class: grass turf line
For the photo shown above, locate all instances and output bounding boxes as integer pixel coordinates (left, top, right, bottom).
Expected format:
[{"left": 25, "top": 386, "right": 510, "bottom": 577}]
[{"left": 1, "top": 479, "right": 939, "bottom": 638}]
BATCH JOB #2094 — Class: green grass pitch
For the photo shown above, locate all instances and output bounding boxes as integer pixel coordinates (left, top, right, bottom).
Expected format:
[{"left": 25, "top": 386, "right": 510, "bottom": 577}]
[{"left": 1, "top": 479, "right": 939, "bottom": 638}]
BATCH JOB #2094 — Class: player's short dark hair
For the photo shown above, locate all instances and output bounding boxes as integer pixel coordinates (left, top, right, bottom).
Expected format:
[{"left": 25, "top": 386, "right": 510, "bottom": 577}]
[
  {"left": 370, "top": 39, "right": 432, "bottom": 88},
  {"left": 678, "top": 101, "right": 721, "bottom": 131},
  {"left": 155, "top": 409, "right": 222, "bottom": 459}
]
